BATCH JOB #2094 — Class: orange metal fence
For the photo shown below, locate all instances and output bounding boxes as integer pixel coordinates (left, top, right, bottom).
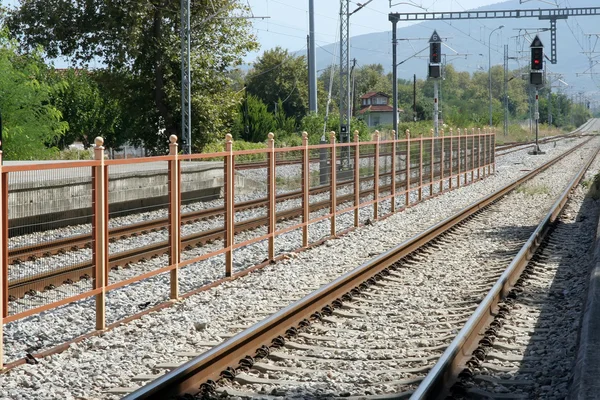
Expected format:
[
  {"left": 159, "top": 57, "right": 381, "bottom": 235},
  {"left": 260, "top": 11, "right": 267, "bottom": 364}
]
[{"left": 0, "top": 128, "right": 496, "bottom": 366}]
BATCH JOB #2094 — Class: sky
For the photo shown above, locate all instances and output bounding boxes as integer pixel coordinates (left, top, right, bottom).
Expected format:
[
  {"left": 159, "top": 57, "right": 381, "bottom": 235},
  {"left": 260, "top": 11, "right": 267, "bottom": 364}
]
[{"left": 243, "top": 0, "right": 510, "bottom": 63}]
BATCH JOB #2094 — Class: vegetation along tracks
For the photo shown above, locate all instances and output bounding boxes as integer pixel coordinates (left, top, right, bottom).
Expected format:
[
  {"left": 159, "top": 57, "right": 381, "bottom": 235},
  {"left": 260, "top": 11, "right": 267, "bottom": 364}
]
[{"left": 116, "top": 137, "right": 598, "bottom": 399}]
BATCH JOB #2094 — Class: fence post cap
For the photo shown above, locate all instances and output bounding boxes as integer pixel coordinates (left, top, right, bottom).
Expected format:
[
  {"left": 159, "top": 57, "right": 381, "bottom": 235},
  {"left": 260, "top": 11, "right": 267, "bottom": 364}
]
[
  {"left": 225, "top": 133, "right": 233, "bottom": 142},
  {"left": 302, "top": 131, "right": 308, "bottom": 139},
  {"left": 267, "top": 132, "right": 274, "bottom": 140},
  {"left": 169, "top": 135, "right": 178, "bottom": 144},
  {"left": 94, "top": 137, "right": 104, "bottom": 147}
]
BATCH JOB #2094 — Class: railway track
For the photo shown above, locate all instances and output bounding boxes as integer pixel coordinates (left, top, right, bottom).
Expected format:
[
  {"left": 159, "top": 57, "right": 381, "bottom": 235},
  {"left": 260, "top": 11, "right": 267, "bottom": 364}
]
[
  {"left": 449, "top": 189, "right": 596, "bottom": 399},
  {"left": 114, "top": 137, "right": 598, "bottom": 399}
]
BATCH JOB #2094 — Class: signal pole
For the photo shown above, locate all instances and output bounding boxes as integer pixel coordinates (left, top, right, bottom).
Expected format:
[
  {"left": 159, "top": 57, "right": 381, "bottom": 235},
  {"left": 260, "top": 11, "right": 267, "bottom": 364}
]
[{"left": 529, "top": 35, "right": 545, "bottom": 155}]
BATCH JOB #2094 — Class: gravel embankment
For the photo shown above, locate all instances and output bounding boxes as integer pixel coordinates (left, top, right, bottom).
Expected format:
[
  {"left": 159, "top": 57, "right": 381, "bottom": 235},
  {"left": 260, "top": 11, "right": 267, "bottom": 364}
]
[
  {"left": 462, "top": 172, "right": 599, "bottom": 399},
  {"left": 0, "top": 136, "right": 596, "bottom": 400},
  {"left": 201, "top": 139, "right": 600, "bottom": 399}
]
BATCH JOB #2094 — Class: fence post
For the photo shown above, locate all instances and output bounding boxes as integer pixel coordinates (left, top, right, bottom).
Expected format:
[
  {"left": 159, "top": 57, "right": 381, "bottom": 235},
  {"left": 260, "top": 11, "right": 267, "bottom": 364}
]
[
  {"left": 302, "top": 132, "right": 309, "bottom": 248},
  {"left": 93, "top": 137, "right": 107, "bottom": 331},
  {"left": 224, "top": 134, "right": 234, "bottom": 277},
  {"left": 406, "top": 129, "right": 411, "bottom": 207},
  {"left": 329, "top": 131, "right": 337, "bottom": 236},
  {"left": 267, "top": 132, "right": 276, "bottom": 260},
  {"left": 354, "top": 130, "right": 360, "bottom": 227},
  {"left": 390, "top": 130, "right": 396, "bottom": 213},
  {"left": 418, "top": 133, "right": 423, "bottom": 201},
  {"left": 478, "top": 128, "right": 482, "bottom": 180},
  {"left": 373, "top": 130, "right": 380, "bottom": 220},
  {"left": 168, "top": 135, "right": 180, "bottom": 300}
]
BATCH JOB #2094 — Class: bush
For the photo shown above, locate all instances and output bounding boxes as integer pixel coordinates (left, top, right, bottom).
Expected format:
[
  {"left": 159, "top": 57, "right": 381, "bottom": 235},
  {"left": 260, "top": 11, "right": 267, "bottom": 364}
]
[
  {"left": 202, "top": 140, "right": 267, "bottom": 162},
  {"left": 49, "top": 148, "right": 93, "bottom": 160}
]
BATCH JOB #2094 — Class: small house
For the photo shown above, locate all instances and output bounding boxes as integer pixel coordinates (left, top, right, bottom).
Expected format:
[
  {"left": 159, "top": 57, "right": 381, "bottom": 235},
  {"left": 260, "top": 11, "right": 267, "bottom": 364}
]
[{"left": 356, "top": 92, "right": 402, "bottom": 128}]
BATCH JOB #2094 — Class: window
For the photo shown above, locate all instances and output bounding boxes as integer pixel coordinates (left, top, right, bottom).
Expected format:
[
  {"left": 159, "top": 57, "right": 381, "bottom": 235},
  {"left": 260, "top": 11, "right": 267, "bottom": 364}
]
[
  {"left": 372, "top": 116, "right": 380, "bottom": 125},
  {"left": 374, "top": 96, "right": 387, "bottom": 105}
]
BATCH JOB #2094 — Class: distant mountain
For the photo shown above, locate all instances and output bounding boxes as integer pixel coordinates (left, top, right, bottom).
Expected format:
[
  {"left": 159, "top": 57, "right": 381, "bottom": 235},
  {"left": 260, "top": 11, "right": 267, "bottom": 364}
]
[{"left": 306, "top": 0, "right": 600, "bottom": 94}]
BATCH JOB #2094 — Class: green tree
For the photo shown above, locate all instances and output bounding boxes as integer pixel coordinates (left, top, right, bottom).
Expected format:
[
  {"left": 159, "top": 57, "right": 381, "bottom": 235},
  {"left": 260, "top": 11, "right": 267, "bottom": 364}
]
[
  {"left": 233, "top": 94, "right": 275, "bottom": 142},
  {"left": 49, "top": 69, "right": 124, "bottom": 149},
  {"left": 9, "top": 0, "right": 258, "bottom": 153},
  {"left": 0, "top": 32, "right": 67, "bottom": 160},
  {"left": 246, "top": 47, "right": 308, "bottom": 122}
]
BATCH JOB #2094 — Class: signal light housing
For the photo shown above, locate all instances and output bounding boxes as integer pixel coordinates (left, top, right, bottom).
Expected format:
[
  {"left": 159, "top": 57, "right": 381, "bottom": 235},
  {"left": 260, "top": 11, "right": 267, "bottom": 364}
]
[
  {"left": 430, "top": 42, "right": 441, "bottom": 64},
  {"left": 531, "top": 47, "right": 543, "bottom": 70}
]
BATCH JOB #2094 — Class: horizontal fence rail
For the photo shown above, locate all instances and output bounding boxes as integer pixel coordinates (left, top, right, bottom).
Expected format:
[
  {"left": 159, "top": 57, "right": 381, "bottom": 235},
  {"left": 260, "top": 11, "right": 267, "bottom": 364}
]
[{"left": 0, "top": 128, "right": 496, "bottom": 367}]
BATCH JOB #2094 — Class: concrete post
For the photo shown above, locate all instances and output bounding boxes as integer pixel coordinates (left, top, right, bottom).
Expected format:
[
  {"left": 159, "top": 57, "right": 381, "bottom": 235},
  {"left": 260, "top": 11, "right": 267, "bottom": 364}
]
[
  {"left": 267, "top": 132, "right": 276, "bottom": 260},
  {"left": 302, "top": 132, "right": 309, "bottom": 248},
  {"left": 373, "top": 130, "right": 380, "bottom": 220},
  {"left": 354, "top": 130, "right": 360, "bottom": 227},
  {"left": 224, "top": 134, "right": 234, "bottom": 276},
  {"left": 390, "top": 130, "right": 396, "bottom": 213},
  {"left": 319, "top": 136, "right": 328, "bottom": 185},
  {"left": 329, "top": 131, "right": 337, "bottom": 236},
  {"left": 168, "top": 135, "right": 180, "bottom": 300},
  {"left": 457, "top": 128, "right": 461, "bottom": 188},
  {"left": 405, "top": 129, "right": 411, "bottom": 207},
  {"left": 439, "top": 128, "right": 445, "bottom": 192},
  {"left": 94, "top": 137, "right": 107, "bottom": 331}
]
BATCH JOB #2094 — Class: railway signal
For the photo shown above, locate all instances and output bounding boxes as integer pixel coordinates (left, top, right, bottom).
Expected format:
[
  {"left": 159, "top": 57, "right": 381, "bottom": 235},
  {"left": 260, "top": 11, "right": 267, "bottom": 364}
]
[
  {"left": 529, "top": 35, "right": 545, "bottom": 155},
  {"left": 428, "top": 30, "right": 442, "bottom": 136},
  {"left": 530, "top": 35, "right": 544, "bottom": 86}
]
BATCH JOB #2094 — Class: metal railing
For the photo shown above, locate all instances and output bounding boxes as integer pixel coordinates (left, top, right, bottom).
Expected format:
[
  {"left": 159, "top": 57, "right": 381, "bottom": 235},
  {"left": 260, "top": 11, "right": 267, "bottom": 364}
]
[{"left": 0, "top": 128, "right": 496, "bottom": 367}]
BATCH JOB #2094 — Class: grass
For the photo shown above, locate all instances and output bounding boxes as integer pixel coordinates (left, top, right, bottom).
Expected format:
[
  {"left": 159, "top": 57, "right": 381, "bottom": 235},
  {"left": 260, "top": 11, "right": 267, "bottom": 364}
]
[
  {"left": 583, "top": 173, "right": 600, "bottom": 200},
  {"left": 516, "top": 184, "right": 551, "bottom": 196}
]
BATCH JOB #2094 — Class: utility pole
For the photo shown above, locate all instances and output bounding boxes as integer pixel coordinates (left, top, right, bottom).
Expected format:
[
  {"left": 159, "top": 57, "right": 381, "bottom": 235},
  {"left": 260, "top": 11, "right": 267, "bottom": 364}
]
[
  {"left": 180, "top": 2, "right": 267, "bottom": 155},
  {"left": 489, "top": 25, "right": 504, "bottom": 127},
  {"left": 308, "top": 0, "right": 317, "bottom": 113},
  {"left": 181, "top": 0, "right": 191, "bottom": 154},
  {"left": 503, "top": 44, "right": 509, "bottom": 137},
  {"left": 339, "top": 0, "right": 350, "bottom": 149},
  {"left": 392, "top": 17, "right": 398, "bottom": 138},
  {"left": 339, "top": 0, "right": 372, "bottom": 170}
]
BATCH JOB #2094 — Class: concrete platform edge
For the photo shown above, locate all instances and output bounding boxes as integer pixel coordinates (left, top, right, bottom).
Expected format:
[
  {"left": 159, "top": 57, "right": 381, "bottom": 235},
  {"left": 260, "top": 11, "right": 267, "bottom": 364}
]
[{"left": 570, "top": 201, "right": 600, "bottom": 400}]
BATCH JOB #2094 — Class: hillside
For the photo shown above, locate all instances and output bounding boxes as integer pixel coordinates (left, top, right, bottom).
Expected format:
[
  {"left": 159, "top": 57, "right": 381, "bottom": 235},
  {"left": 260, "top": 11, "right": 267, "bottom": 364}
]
[{"left": 310, "top": 0, "right": 599, "bottom": 94}]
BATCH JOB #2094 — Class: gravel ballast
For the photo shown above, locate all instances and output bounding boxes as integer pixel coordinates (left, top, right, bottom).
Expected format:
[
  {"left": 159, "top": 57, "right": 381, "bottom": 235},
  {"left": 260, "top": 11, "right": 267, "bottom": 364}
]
[{"left": 0, "top": 134, "right": 597, "bottom": 400}]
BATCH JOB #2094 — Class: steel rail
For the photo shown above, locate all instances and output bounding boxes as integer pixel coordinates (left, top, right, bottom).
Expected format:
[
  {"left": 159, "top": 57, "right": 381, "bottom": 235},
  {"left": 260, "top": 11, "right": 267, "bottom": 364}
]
[
  {"left": 410, "top": 139, "right": 600, "bottom": 399},
  {"left": 121, "top": 138, "right": 592, "bottom": 400}
]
